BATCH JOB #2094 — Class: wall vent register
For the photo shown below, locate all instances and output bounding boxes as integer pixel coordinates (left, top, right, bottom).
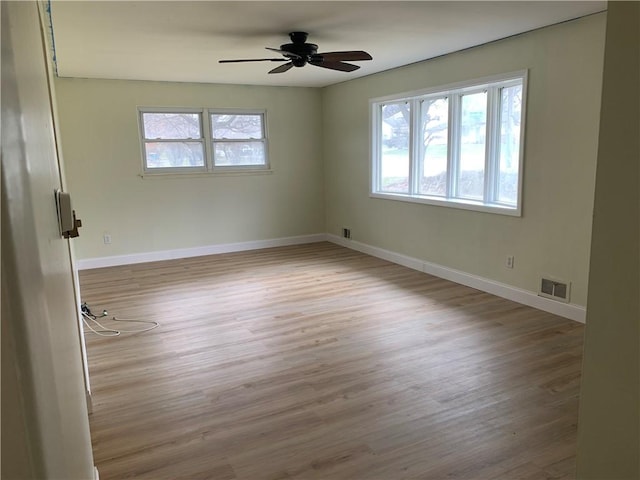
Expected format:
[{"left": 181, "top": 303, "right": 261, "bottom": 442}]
[{"left": 539, "top": 277, "right": 570, "bottom": 303}]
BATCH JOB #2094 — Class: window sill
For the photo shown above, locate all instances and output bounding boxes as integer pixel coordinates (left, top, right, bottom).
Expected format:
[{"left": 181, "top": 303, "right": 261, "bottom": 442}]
[
  {"left": 369, "top": 192, "right": 521, "bottom": 217},
  {"left": 139, "top": 169, "right": 274, "bottom": 179}
]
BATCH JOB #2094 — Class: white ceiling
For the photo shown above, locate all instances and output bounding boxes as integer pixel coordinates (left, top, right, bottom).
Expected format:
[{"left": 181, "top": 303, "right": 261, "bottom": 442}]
[{"left": 48, "top": 1, "right": 606, "bottom": 88}]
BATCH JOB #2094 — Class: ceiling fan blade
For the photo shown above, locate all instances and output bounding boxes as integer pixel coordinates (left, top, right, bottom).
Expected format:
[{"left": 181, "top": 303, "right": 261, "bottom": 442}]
[
  {"left": 316, "top": 51, "right": 372, "bottom": 62},
  {"left": 310, "top": 61, "right": 360, "bottom": 72},
  {"left": 268, "top": 62, "right": 294, "bottom": 74},
  {"left": 265, "top": 47, "right": 302, "bottom": 59},
  {"left": 219, "top": 58, "right": 288, "bottom": 63}
]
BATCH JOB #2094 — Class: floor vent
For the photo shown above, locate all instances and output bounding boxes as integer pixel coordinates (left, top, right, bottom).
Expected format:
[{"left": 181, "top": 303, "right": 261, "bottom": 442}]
[{"left": 539, "top": 277, "right": 570, "bottom": 303}]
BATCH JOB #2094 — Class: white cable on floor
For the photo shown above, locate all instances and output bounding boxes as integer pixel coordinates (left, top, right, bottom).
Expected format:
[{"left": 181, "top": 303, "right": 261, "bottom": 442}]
[
  {"left": 81, "top": 304, "right": 160, "bottom": 337},
  {"left": 106, "top": 316, "right": 159, "bottom": 333},
  {"left": 82, "top": 312, "right": 120, "bottom": 337}
]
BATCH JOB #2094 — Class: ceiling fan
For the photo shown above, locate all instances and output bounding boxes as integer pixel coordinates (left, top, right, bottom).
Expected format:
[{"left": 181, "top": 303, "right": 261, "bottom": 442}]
[{"left": 219, "top": 32, "right": 372, "bottom": 74}]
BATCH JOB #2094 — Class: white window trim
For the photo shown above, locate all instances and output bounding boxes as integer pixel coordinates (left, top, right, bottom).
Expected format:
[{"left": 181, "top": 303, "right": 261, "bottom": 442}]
[
  {"left": 138, "top": 107, "right": 270, "bottom": 175},
  {"left": 210, "top": 108, "right": 270, "bottom": 172},
  {"left": 370, "top": 70, "right": 527, "bottom": 216},
  {"left": 138, "top": 107, "right": 207, "bottom": 175}
]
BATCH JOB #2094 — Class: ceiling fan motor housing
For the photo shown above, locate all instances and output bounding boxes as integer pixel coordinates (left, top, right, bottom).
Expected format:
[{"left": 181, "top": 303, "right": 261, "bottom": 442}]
[{"left": 281, "top": 32, "right": 318, "bottom": 67}]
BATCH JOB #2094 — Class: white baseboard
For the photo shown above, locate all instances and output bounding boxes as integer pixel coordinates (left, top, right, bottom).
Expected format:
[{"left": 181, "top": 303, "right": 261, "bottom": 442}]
[
  {"left": 76, "top": 234, "right": 328, "bottom": 270},
  {"left": 77, "top": 232, "right": 585, "bottom": 323},
  {"left": 327, "top": 234, "right": 586, "bottom": 323},
  {"left": 94, "top": 467, "right": 100, "bottom": 480}
]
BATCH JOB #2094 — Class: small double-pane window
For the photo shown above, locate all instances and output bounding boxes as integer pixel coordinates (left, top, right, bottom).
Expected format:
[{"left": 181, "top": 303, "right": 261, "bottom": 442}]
[
  {"left": 211, "top": 113, "right": 267, "bottom": 168},
  {"left": 141, "top": 112, "right": 205, "bottom": 171},
  {"left": 139, "top": 109, "right": 268, "bottom": 173}
]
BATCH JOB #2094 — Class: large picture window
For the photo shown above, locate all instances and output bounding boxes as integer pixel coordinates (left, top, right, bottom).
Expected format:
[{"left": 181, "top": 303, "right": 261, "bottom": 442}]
[
  {"left": 371, "top": 71, "right": 526, "bottom": 215},
  {"left": 139, "top": 108, "right": 268, "bottom": 174}
]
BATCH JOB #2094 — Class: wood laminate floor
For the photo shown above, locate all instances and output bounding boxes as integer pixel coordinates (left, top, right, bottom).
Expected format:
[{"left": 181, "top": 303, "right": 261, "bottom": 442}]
[{"left": 79, "top": 242, "right": 584, "bottom": 480}]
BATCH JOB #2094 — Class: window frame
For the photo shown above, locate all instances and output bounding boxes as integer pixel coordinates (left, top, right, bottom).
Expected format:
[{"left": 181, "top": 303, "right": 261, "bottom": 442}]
[
  {"left": 209, "top": 109, "right": 269, "bottom": 171},
  {"left": 138, "top": 107, "right": 207, "bottom": 174},
  {"left": 138, "top": 107, "right": 269, "bottom": 175},
  {"left": 370, "top": 70, "right": 527, "bottom": 216}
]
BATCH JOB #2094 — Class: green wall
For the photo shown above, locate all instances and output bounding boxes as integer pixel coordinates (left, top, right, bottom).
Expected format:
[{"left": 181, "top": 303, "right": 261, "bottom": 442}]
[
  {"left": 322, "top": 14, "right": 606, "bottom": 307},
  {"left": 55, "top": 79, "right": 324, "bottom": 259}
]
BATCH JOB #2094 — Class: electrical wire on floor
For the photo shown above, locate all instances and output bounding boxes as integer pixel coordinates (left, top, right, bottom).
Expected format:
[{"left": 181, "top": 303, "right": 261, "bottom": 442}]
[{"left": 81, "top": 302, "right": 159, "bottom": 337}]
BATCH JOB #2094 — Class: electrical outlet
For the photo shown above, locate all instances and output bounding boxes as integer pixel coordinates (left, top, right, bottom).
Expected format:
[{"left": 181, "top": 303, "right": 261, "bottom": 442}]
[
  {"left": 103, "top": 234, "right": 112, "bottom": 245},
  {"left": 342, "top": 227, "right": 351, "bottom": 239},
  {"left": 505, "top": 255, "right": 514, "bottom": 269}
]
